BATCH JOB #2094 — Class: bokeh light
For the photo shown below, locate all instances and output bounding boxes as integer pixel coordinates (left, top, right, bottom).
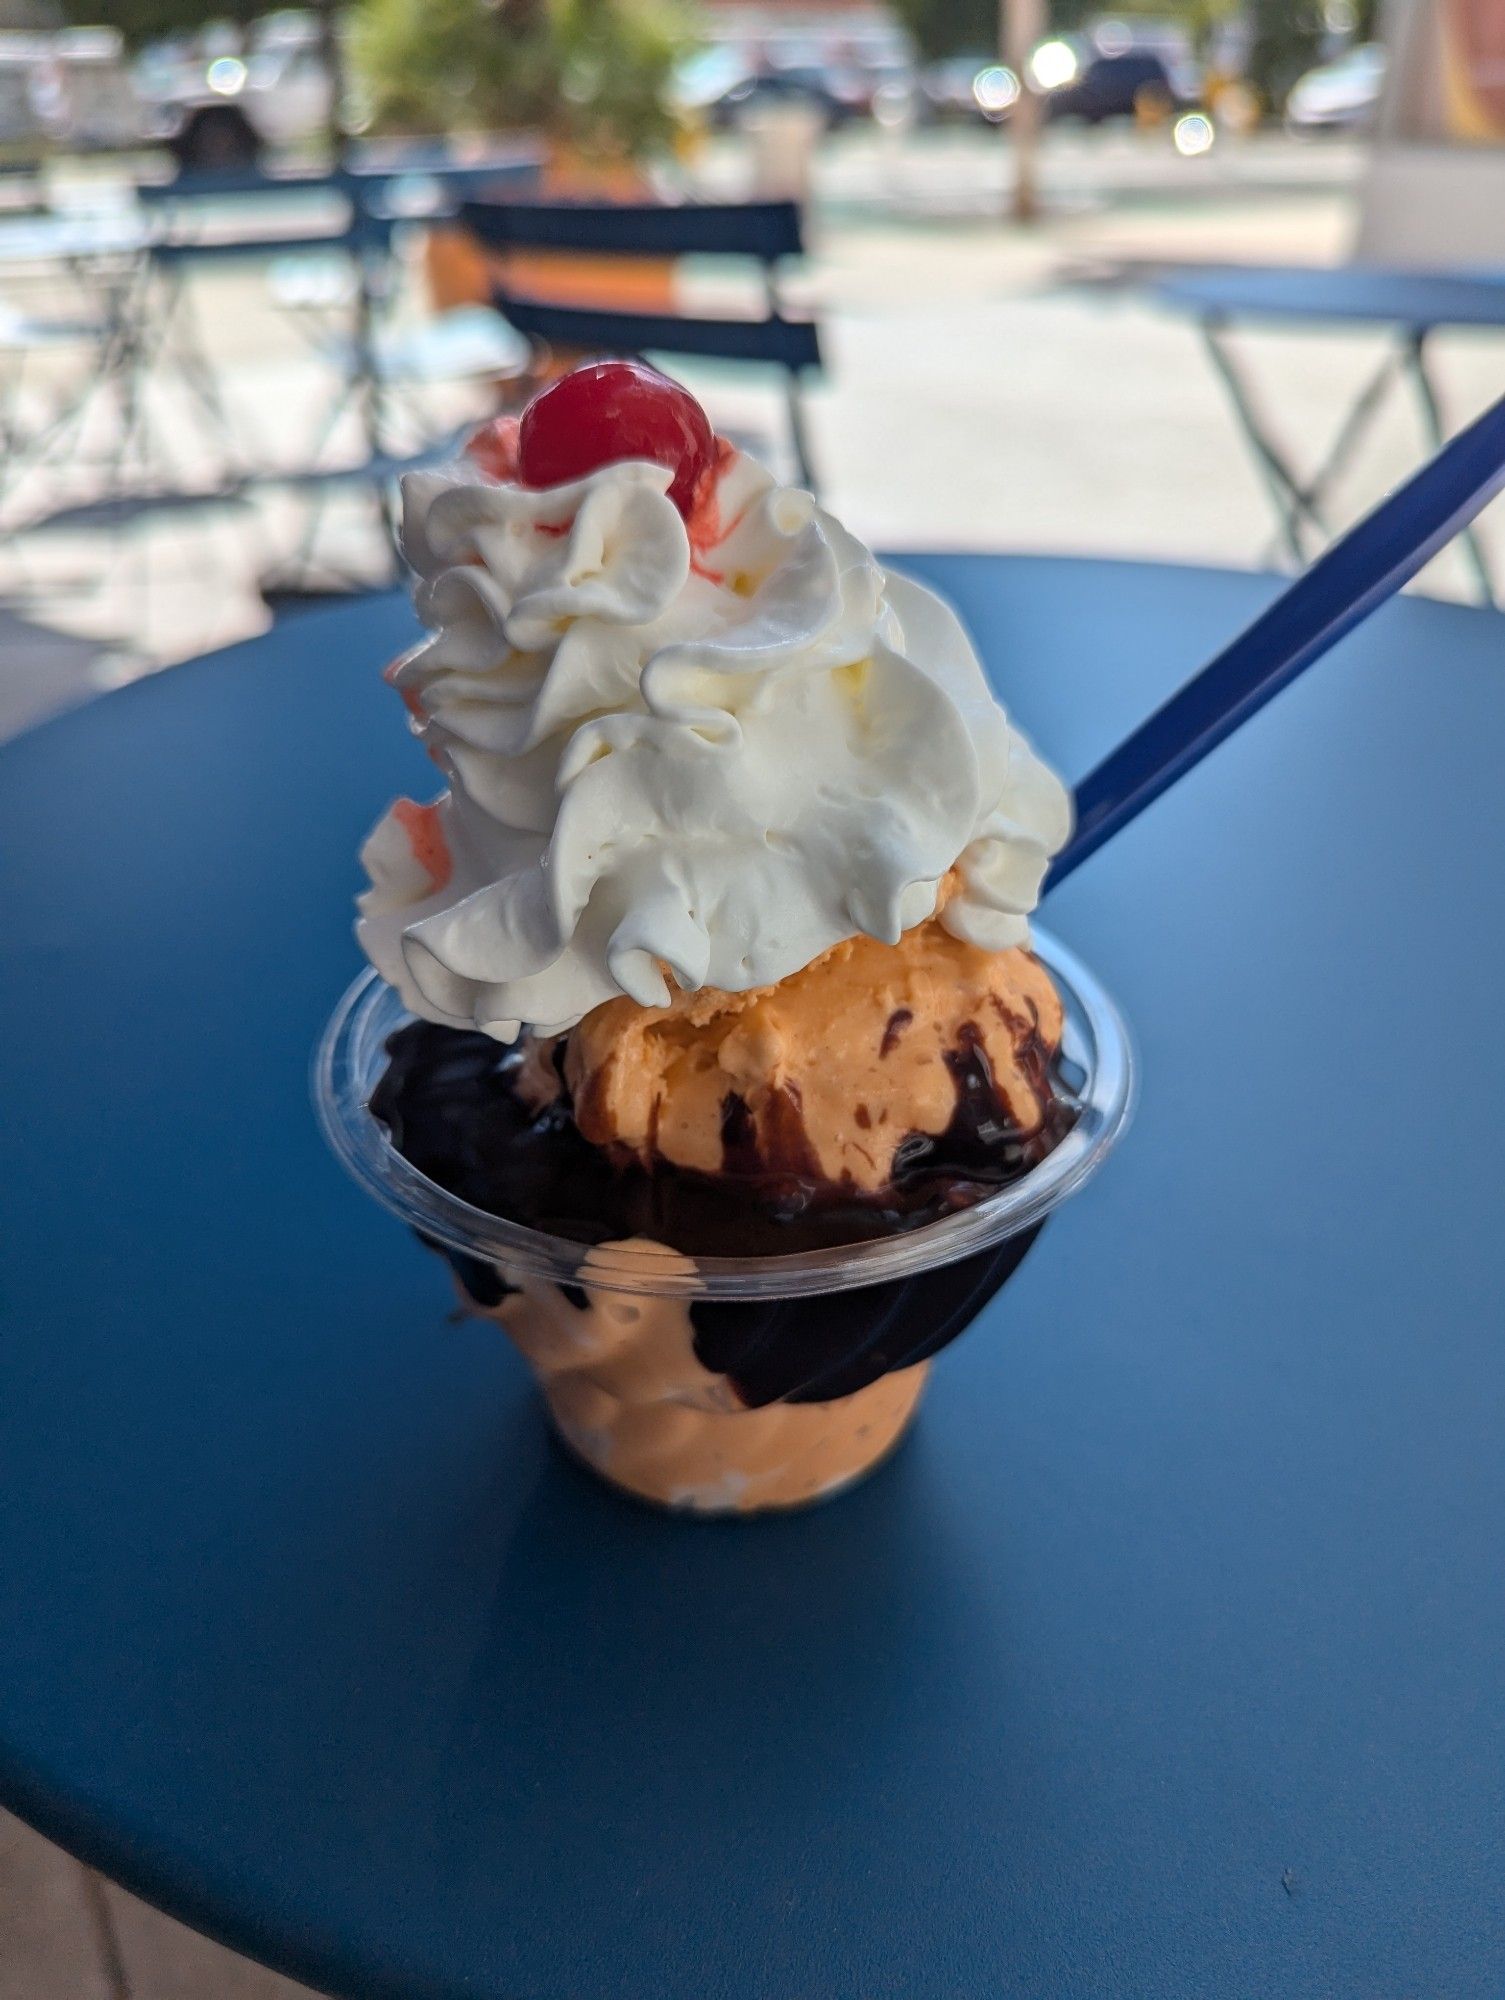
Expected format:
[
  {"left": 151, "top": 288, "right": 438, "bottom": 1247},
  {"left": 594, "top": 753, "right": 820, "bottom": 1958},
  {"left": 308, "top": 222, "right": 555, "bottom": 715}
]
[
  {"left": 973, "top": 65, "right": 1021, "bottom": 115},
  {"left": 1028, "top": 40, "right": 1080, "bottom": 92},
  {"left": 1173, "top": 112, "right": 1215, "bottom": 157},
  {"left": 205, "top": 56, "right": 246, "bottom": 96}
]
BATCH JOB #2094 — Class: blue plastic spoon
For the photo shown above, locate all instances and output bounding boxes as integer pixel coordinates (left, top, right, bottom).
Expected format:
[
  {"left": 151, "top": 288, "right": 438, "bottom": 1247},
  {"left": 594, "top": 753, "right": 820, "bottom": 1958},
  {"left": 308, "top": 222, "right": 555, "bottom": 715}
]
[{"left": 1047, "top": 390, "right": 1505, "bottom": 891}]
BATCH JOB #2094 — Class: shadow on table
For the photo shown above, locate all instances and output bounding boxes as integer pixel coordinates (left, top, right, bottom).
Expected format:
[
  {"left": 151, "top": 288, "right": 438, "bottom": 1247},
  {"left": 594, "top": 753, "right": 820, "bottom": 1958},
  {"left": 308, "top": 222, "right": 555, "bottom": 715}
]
[{"left": 433, "top": 1394, "right": 992, "bottom": 1866}]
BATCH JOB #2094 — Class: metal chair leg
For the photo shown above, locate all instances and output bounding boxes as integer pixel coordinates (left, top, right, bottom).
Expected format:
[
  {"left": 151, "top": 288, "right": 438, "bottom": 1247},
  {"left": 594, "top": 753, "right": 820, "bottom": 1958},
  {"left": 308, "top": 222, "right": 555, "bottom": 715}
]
[
  {"left": 762, "top": 262, "right": 818, "bottom": 497},
  {"left": 1199, "top": 318, "right": 1323, "bottom": 568},
  {"left": 0, "top": 254, "right": 144, "bottom": 517},
  {"left": 154, "top": 265, "right": 245, "bottom": 477},
  {"left": 1404, "top": 331, "right": 1496, "bottom": 608},
  {"left": 786, "top": 368, "right": 817, "bottom": 495}
]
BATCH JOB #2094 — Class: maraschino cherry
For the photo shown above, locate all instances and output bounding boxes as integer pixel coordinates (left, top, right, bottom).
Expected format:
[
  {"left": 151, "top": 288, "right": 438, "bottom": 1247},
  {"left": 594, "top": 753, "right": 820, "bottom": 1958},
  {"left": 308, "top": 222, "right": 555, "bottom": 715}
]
[
  {"left": 511, "top": 359, "right": 717, "bottom": 518},
  {"left": 464, "top": 414, "right": 520, "bottom": 482}
]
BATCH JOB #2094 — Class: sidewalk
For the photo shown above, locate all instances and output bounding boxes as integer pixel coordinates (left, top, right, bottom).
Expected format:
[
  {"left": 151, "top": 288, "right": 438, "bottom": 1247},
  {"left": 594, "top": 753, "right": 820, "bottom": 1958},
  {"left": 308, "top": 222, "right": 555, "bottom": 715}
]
[
  {"left": 3, "top": 137, "right": 1499, "bottom": 744},
  {"left": 1, "top": 1807, "right": 321, "bottom": 2000}
]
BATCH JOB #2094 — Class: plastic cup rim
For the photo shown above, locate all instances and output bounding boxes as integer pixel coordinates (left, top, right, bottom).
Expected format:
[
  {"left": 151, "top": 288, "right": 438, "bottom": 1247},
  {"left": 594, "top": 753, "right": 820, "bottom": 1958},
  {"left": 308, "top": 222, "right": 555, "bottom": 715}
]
[{"left": 311, "top": 925, "right": 1136, "bottom": 1300}]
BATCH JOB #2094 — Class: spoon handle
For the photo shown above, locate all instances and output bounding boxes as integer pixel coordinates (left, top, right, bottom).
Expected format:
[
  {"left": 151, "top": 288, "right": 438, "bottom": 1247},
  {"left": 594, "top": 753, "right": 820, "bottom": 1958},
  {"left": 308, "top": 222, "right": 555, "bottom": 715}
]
[{"left": 1047, "top": 392, "right": 1505, "bottom": 892}]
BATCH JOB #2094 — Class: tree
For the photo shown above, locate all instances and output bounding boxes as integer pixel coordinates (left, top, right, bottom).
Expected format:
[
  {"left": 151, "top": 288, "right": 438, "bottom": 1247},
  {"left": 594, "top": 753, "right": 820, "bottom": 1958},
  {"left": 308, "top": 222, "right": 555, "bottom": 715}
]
[
  {"left": 893, "top": 0, "right": 995, "bottom": 61},
  {"left": 1243, "top": 0, "right": 1325, "bottom": 106},
  {"left": 351, "top": 0, "right": 689, "bottom": 158},
  {"left": 3, "top": 1, "right": 60, "bottom": 27},
  {"left": 894, "top": 0, "right": 1187, "bottom": 63}
]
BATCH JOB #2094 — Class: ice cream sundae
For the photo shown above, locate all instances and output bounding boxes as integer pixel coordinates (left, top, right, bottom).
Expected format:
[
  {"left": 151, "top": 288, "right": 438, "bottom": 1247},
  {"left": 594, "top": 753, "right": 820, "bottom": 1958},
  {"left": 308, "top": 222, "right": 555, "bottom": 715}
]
[{"left": 322, "top": 360, "right": 1129, "bottom": 1513}]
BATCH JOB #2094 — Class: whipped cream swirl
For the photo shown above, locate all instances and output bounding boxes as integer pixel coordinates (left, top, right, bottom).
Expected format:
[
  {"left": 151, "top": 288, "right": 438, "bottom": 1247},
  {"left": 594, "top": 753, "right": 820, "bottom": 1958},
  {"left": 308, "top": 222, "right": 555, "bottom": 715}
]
[{"left": 359, "top": 447, "right": 1071, "bottom": 1039}]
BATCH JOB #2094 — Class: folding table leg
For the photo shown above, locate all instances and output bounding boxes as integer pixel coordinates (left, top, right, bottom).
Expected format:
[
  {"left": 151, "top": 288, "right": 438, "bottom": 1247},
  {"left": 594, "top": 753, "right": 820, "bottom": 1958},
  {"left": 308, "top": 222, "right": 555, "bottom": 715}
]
[
  {"left": 1199, "top": 317, "right": 1321, "bottom": 568},
  {"left": 1403, "top": 332, "right": 1497, "bottom": 607},
  {"left": 1258, "top": 343, "right": 1403, "bottom": 568}
]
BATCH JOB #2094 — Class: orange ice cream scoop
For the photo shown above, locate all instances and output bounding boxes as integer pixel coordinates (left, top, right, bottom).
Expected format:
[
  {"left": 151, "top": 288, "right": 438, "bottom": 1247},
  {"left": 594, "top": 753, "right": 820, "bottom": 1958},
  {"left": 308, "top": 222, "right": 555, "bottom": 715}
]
[{"left": 565, "top": 922, "right": 1065, "bottom": 1195}]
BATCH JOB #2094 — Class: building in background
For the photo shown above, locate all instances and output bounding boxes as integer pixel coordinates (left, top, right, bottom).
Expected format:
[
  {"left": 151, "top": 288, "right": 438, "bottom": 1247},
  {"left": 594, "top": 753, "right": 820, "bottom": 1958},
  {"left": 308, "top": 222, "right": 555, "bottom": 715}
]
[
  {"left": 1358, "top": 0, "right": 1505, "bottom": 261},
  {"left": 1385, "top": 0, "right": 1505, "bottom": 135}
]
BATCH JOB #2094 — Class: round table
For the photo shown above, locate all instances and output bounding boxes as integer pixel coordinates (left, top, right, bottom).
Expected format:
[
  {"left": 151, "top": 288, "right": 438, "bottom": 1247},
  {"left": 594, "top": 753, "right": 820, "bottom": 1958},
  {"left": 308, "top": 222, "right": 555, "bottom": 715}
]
[{"left": 3, "top": 556, "right": 1503, "bottom": 2000}]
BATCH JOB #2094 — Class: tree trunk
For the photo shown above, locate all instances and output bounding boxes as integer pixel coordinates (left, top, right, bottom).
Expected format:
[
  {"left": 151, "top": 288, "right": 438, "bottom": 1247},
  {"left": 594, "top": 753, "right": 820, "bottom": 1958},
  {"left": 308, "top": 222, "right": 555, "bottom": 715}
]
[{"left": 1002, "top": 0, "right": 1046, "bottom": 223}]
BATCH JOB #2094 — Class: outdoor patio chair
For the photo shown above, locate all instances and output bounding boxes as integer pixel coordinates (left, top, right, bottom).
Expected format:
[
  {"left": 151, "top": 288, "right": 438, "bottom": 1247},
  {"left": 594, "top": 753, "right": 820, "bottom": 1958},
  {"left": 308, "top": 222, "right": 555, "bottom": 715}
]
[
  {"left": 252, "top": 157, "right": 541, "bottom": 486},
  {"left": 457, "top": 197, "right": 822, "bottom": 492},
  {"left": 2, "top": 173, "right": 406, "bottom": 613},
  {"left": 0, "top": 298, "right": 111, "bottom": 467},
  {"left": 137, "top": 168, "right": 399, "bottom": 471},
  {"left": 0, "top": 169, "right": 397, "bottom": 531}
]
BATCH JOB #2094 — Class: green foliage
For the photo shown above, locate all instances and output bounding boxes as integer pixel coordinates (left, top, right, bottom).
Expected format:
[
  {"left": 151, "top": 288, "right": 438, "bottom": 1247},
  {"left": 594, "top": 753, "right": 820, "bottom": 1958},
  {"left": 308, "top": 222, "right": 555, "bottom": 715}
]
[
  {"left": 1243, "top": 0, "right": 1325, "bottom": 104},
  {"left": 352, "top": 0, "right": 552, "bottom": 135},
  {"left": 351, "top": 0, "right": 691, "bottom": 157},
  {"left": 891, "top": 0, "right": 994, "bottom": 63},
  {"left": 892, "top": 0, "right": 1243, "bottom": 63},
  {"left": 893, "top": 0, "right": 1124, "bottom": 62}
]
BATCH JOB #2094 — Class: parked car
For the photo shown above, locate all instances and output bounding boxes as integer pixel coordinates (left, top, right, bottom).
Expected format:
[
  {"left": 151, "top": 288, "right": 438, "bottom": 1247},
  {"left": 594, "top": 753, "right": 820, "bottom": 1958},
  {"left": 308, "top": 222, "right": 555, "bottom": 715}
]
[
  {"left": 672, "top": 44, "right": 754, "bottom": 122},
  {"left": 918, "top": 54, "right": 1020, "bottom": 123},
  {"left": 1286, "top": 43, "right": 1386, "bottom": 133},
  {"left": 836, "top": 58, "right": 917, "bottom": 120},
  {"left": 139, "top": 13, "right": 332, "bottom": 172},
  {"left": 1032, "top": 24, "right": 1199, "bottom": 123},
  {"left": 706, "top": 64, "right": 854, "bottom": 133}
]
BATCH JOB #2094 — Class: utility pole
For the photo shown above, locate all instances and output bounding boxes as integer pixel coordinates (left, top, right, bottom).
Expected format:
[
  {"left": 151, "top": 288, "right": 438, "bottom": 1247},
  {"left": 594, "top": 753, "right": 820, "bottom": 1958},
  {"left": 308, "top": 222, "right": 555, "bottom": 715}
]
[
  {"left": 316, "top": 0, "right": 383, "bottom": 492},
  {"left": 1002, "top": 0, "right": 1045, "bottom": 223}
]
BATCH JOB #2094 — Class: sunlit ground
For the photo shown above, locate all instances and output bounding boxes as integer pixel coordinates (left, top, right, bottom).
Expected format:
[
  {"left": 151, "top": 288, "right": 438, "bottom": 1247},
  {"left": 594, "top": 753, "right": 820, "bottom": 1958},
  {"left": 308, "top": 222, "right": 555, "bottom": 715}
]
[{"left": 0, "top": 123, "right": 1499, "bottom": 739}]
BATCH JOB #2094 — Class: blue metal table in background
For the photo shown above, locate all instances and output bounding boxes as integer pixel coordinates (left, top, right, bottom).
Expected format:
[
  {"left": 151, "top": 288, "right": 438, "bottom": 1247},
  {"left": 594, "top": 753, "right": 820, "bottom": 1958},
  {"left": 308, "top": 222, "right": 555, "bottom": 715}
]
[
  {"left": 1, "top": 557, "right": 1503, "bottom": 1999},
  {"left": 1150, "top": 264, "right": 1505, "bottom": 598}
]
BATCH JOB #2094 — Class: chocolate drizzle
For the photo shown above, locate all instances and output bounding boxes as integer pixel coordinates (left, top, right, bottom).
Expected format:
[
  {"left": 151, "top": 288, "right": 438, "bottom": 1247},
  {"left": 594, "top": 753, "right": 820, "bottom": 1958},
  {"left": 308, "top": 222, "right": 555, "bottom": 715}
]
[
  {"left": 748, "top": 1082, "right": 825, "bottom": 1182},
  {"left": 719, "top": 1092, "right": 759, "bottom": 1176},
  {"left": 719, "top": 1085, "right": 821, "bottom": 1180},
  {"left": 372, "top": 1014, "right": 1077, "bottom": 1260},
  {"left": 880, "top": 1007, "right": 914, "bottom": 1057}
]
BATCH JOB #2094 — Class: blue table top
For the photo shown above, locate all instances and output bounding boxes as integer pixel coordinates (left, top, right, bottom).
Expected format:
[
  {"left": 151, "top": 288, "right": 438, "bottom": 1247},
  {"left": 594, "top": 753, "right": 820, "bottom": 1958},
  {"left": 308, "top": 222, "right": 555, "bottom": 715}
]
[
  {"left": 1154, "top": 261, "right": 1505, "bottom": 329},
  {"left": 2, "top": 555, "right": 1504, "bottom": 2000}
]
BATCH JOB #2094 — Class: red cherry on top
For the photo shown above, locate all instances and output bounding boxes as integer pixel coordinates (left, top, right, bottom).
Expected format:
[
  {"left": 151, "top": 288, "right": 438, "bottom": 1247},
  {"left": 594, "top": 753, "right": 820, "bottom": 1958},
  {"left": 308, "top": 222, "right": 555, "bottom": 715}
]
[
  {"left": 516, "top": 360, "right": 716, "bottom": 519},
  {"left": 464, "top": 414, "right": 521, "bottom": 482}
]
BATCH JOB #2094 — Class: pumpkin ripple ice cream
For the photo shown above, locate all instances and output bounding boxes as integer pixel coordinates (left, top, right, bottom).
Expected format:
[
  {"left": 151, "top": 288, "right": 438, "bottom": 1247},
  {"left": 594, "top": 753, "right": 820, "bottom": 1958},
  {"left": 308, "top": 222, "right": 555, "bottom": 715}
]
[{"left": 350, "top": 360, "right": 1083, "bottom": 1513}]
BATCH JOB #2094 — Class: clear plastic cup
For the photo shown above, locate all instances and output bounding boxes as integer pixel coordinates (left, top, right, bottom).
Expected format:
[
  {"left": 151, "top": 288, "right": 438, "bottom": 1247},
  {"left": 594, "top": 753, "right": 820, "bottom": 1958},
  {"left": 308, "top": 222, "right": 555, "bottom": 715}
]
[{"left": 313, "top": 928, "right": 1135, "bottom": 1515}]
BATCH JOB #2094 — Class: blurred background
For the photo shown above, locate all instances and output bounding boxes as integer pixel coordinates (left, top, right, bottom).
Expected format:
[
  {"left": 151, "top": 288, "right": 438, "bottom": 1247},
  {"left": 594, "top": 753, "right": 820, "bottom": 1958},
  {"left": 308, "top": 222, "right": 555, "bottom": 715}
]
[{"left": 0, "top": 0, "right": 1499, "bottom": 742}]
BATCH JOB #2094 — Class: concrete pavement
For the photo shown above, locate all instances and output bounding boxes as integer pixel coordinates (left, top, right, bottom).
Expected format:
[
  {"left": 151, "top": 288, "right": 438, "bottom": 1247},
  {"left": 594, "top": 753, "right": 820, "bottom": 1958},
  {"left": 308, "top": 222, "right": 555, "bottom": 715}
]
[{"left": 1, "top": 128, "right": 1499, "bottom": 743}]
